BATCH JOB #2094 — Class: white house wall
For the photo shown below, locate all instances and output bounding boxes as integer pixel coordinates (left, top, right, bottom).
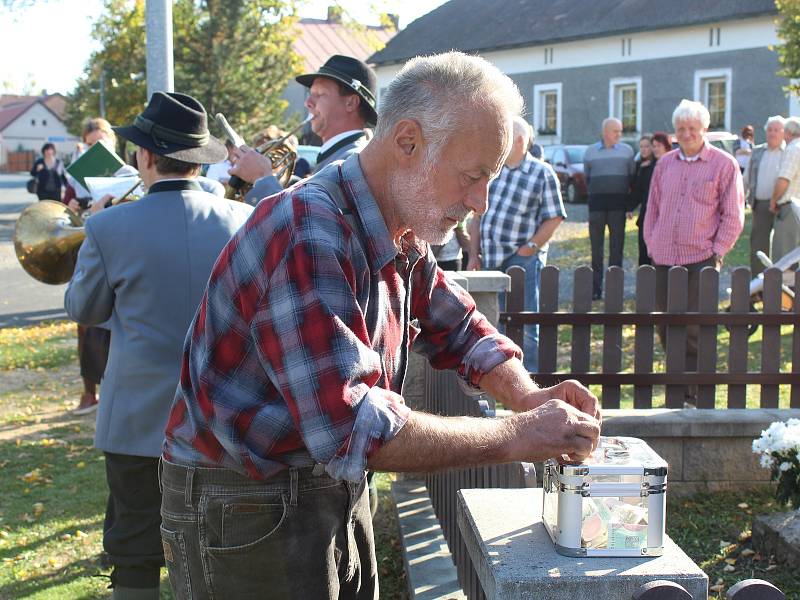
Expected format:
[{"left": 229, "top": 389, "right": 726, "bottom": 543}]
[
  {"left": 2, "top": 103, "right": 78, "bottom": 160},
  {"left": 374, "top": 16, "right": 793, "bottom": 143}
]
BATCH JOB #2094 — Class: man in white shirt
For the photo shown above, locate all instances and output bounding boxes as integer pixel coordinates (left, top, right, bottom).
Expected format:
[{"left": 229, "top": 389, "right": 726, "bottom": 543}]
[
  {"left": 230, "top": 55, "right": 377, "bottom": 204},
  {"left": 744, "top": 115, "right": 785, "bottom": 274},
  {"left": 770, "top": 116, "right": 800, "bottom": 262}
]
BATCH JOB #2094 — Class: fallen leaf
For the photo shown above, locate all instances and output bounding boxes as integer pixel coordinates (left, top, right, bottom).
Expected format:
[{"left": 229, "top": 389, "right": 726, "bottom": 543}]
[
  {"left": 766, "top": 564, "right": 778, "bottom": 571},
  {"left": 724, "top": 558, "right": 737, "bottom": 565},
  {"left": 737, "top": 502, "right": 749, "bottom": 509},
  {"left": 76, "top": 462, "right": 86, "bottom": 469},
  {"left": 740, "top": 548, "right": 756, "bottom": 558},
  {"left": 723, "top": 564, "right": 736, "bottom": 573},
  {"left": 74, "top": 530, "right": 87, "bottom": 539},
  {"left": 32, "top": 503, "right": 44, "bottom": 517},
  {"left": 738, "top": 530, "right": 752, "bottom": 542},
  {"left": 710, "top": 584, "right": 725, "bottom": 593}
]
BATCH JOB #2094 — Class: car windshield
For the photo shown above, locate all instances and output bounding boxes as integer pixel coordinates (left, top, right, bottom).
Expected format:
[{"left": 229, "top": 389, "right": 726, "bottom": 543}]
[{"left": 566, "top": 146, "right": 587, "bottom": 163}]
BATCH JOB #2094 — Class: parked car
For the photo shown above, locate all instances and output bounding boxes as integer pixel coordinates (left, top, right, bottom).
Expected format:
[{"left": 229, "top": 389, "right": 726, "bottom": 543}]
[{"left": 543, "top": 144, "right": 588, "bottom": 203}]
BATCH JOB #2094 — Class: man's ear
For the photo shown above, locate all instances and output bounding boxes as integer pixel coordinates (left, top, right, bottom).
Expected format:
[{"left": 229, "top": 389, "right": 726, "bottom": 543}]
[
  {"left": 393, "top": 119, "right": 422, "bottom": 165},
  {"left": 345, "top": 94, "right": 360, "bottom": 114},
  {"left": 140, "top": 148, "right": 155, "bottom": 170}
]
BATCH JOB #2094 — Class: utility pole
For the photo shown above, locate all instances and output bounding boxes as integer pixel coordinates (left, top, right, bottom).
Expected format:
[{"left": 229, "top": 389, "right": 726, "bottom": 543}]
[
  {"left": 145, "top": 0, "right": 174, "bottom": 99},
  {"left": 99, "top": 69, "right": 106, "bottom": 118}
]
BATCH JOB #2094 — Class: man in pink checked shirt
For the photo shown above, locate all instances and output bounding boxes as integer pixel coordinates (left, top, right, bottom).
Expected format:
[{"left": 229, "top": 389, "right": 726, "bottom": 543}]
[{"left": 644, "top": 99, "right": 744, "bottom": 404}]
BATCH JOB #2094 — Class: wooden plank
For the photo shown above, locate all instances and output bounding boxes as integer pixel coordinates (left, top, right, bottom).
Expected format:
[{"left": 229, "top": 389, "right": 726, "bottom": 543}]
[
  {"left": 571, "top": 266, "right": 593, "bottom": 373},
  {"left": 505, "top": 266, "right": 526, "bottom": 350},
  {"left": 502, "top": 312, "right": 796, "bottom": 326},
  {"left": 602, "top": 266, "right": 624, "bottom": 408},
  {"left": 538, "top": 266, "right": 559, "bottom": 373},
  {"left": 634, "top": 266, "right": 656, "bottom": 408},
  {"left": 794, "top": 270, "right": 800, "bottom": 408},
  {"left": 665, "top": 267, "right": 689, "bottom": 408},
  {"left": 761, "top": 268, "right": 782, "bottom": 408},
  {"left": 728, "top": 268, "right": 750, "bottom": 408},
  {"left": 696, "top": 267, "right": 719, "bottom": 409},
  {"left": 530, "top": 372, "right": 800, "bottom": 385}
]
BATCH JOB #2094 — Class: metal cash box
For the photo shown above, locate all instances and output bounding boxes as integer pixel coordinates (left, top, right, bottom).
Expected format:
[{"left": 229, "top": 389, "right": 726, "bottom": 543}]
[{"left": 542, "top": 436, "right": 667, "bottom": 558}]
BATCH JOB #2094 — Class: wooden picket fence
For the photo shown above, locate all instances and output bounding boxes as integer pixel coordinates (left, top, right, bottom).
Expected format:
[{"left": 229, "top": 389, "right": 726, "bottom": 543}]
[{"left": 502, "top": 264, "right": 800, "bottom": 409}]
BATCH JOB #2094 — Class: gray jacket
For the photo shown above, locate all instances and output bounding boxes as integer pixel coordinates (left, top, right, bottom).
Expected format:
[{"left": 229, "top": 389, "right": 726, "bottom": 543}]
[
  {"left": 64, "top": 180, "right": 253, "bottom": 456},
  {"left": 744, "top": 144, "right": 771, "bottom": 206},
  {"left": 245, "top": 132, "right": 367, "bottom": 205}
]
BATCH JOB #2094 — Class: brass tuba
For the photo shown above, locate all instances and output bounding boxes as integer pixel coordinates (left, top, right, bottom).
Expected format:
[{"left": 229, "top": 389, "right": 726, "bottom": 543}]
[
  {"left": 14, "top": 200, "right": 85, "bottom": 285},
  {"left": 215, "top": 113, "right": 309, "bottom": 200}
]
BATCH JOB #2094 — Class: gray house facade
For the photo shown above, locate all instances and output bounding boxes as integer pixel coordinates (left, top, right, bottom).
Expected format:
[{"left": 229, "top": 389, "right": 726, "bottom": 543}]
[{"left": 370, "top": 0, "right": 793, "bottom": 146}]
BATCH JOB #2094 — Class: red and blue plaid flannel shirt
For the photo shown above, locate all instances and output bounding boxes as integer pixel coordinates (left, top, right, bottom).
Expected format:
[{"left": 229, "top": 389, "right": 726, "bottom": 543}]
[{"left": 163, "top": 155, "right": 521, "bottom": 482}]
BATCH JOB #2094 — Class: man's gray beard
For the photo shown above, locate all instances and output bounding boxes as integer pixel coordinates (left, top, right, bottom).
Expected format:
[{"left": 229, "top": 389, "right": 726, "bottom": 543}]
[{"left": 389, "top": 166, "right": 453, "bottom": 245}]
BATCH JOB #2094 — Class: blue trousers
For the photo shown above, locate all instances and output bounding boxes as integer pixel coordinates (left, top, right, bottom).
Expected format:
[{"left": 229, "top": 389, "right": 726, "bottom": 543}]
[{"left": 499, "top": 252, "right": 543, "bottom": 372}]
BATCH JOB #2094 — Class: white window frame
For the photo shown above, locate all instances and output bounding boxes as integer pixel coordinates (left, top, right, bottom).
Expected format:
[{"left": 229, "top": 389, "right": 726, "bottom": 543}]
[
  {"left": 693, "top": 68, "right": 732, "bottom": 131},
  {"left": 608, "top": 77, "right": 642, "bottom": 138},
  {"left": 533, "top": 82, "right": 562, "bottom": 144}
]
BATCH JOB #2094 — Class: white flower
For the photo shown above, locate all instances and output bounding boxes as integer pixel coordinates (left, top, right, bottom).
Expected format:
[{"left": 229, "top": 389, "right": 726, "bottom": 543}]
[
  {"left": 760, "top": 454, "right": 774, "bottom": 469},
  {"left": 780, "top": 462, "right": 792, "bottom": 472}
]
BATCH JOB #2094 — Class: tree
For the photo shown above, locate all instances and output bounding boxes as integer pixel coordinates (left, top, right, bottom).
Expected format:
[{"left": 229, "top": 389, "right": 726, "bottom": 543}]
[
  {"left": 65, "top": 0, "right": 302, "bottom": 142},
  {"left": 775, "top": 0, "right": 800, "bottom": 96}
]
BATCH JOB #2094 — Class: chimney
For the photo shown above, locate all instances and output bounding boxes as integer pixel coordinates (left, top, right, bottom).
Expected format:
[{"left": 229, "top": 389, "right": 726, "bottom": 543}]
[
  {"left": 386, "top": 13, "right": 399, "bottom": 29},
  {"left": 327, "top": 5, "right": 342, "bottom": 23}
]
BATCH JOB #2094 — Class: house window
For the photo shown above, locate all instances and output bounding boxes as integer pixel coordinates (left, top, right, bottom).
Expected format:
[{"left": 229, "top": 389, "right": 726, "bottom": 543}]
[
  {"left": 533, "top": 83, "right": 562, "bottom": 142},
  {"left": 609, "top": 77, "right": 642, "bottom": 135},
  {"left": 709, "top": 27, "right": 721, "bottom": 47},
  {"left": 42, "top": 119, "right": 47, "bottom": 126},
  {"left": 694, "top": 68, "right": 731, "bottom": 131},
  {"left": 31, "top": 119, "right": 36, "bottom": 126},
  {"left": 544, "top": 47, "right": 554, "bottom": 65}
]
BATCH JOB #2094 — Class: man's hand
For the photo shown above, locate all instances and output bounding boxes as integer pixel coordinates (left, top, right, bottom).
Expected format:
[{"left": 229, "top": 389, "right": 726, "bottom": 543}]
[
  {"left": 503, "top": 399, "right": 601, "bottom": 463},
  {"left": 67, "top": 199, "right": 81, "bottom": 213},
  {"left": 90, "top": 194, "right": 114, "bottom": 215},
  {"left": 770, "top": 200, "right": 779, "bottom": 214},
  {"left": 466, "top": 254, "right": 482, "bottom": 270},
  {"left": 229, "top": 145, "right": 272, "bottom": 184},
  {"left": 517, "top": 379, "right": 601, "bottom": 423}
]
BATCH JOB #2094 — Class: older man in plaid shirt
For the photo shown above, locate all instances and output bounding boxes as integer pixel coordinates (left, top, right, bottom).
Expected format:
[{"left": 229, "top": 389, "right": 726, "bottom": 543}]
[
  {"left": 159, "top": 54, "right": 599, "bottom": 600},
  {"left": 468, "top": 116, "right": 566, "bottom": 372}
]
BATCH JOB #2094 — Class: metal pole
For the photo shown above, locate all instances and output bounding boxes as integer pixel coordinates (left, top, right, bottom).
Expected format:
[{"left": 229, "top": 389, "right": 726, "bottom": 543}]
[
  {"left": 145, "top": 0, "right": 174, "bottom": 99},
  {"left": 99, "top": 69, "right": 106, "bottom": 118}
]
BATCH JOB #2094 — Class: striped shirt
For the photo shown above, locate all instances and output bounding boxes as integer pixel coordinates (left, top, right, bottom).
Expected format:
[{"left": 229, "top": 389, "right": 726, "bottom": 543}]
[
  {"left": 583, "top": 141, "right": 636, "bottom": 211},
  {"left": 163, "top": 155, "right": 521, "bottom": 483},
  {"left": 777, "top": 138, "right": 800, "bottom": 205},
  {"left": 481, "top": 153, "right": 566, "bottom": 269},
  {"left": 643, "top": 143, "right": 744, "bottom": 266}
]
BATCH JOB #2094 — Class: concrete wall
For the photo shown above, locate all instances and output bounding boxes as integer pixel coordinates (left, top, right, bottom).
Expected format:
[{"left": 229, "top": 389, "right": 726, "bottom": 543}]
[
  {"left": 510, "top": 47, "right": 788, "bottom": 145},
  {"left": 602, "top": 408, "right": 800, "bottom": 496}
]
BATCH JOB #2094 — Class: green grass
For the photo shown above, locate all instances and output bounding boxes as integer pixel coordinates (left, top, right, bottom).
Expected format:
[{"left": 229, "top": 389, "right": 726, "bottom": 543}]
[
  {"left": 0, "top": 322, "right": 77, "bottom": 371},
  {"left": 667, "top": 487, "right": 800, "bottom": 599},
  {"left": 372, "top": 473, "right": 407, "bottom": 600}
]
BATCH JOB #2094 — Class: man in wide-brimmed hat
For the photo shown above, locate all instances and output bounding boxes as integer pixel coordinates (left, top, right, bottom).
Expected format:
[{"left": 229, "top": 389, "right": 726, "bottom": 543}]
[
  {"left": 230, "top": 54, "right": 378, "bottom": 203},
  {"left": 65, "top": 91, "right": 253, "bottom": 600}
]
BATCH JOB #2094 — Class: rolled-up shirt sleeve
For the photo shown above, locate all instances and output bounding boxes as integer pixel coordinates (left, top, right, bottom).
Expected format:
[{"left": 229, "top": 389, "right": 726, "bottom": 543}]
[
  {"left": 254, "top": 230, "right": 410, "bottom": 483},
  {"left": 411, "top": 256, "right": 522, "bottom": 389}
]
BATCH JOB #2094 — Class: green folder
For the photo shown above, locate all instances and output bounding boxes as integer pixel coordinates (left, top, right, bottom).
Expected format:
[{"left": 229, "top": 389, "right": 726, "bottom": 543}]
[{"left": 66, "top": 142, "right": 126, "bottom": 190}]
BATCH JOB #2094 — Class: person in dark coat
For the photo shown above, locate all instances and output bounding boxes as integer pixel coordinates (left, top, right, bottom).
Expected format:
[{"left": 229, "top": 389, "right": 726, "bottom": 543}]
[
  {"left": 630, "top": 132, "right": 671, "bottom": 265},
  {"left": 30, "top": 142, "right": 66, "bottom": 201}
]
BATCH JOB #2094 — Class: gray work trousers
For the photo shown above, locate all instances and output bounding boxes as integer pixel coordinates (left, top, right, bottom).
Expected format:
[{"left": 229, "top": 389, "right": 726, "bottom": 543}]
[{"left": 750, "top": 199, "right": 775, "bottom": 275}]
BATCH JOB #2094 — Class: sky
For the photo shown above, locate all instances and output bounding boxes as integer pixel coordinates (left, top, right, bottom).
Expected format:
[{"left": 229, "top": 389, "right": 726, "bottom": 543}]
[{"left": 0, "top": 0, "right": 447, "bottom": 96}]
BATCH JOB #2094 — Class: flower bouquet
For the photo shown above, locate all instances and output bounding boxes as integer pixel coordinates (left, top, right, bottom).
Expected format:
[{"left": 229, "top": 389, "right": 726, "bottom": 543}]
[{"left": 752, "top": 419, "right": 800, "bottom": 508}]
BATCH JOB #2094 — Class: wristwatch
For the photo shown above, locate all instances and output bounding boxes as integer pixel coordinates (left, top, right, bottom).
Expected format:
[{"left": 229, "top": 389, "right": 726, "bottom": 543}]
[{"left": 526, "top": 240, "right": 539, "bottom": 252}]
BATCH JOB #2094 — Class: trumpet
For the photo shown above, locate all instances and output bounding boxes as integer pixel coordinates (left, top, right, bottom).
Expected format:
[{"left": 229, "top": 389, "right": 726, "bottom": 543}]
[{"left": 215, "top": 114, "right": 310, "bottom": 199}]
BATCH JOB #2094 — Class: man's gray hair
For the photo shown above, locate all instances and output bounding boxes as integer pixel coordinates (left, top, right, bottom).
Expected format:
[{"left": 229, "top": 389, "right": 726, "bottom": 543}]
[
  {"left": 785, "top": 116, "right": 800, "bottom": 137},
  {"left": 764, "top": 115, "right": 786, "bottom": 130},
  {"left": 512, "top": 116, "right": 533, "bottom": 145},
  {"left": 672, "top": 99, "right": 710, "bottom": 129},
  {"left": 602, "top": 117, "right": 621, "bottom": 131},
  {"left": 374, "top": 52, "right": 524, "bottom": 157}
]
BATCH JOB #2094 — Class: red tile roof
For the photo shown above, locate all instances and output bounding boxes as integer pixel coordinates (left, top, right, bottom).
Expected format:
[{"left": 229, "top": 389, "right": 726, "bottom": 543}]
[
  {"left": 293, "top": 18, "right": 395, "bottom": 72},
  {"left": 0, "top": 96, "right": 66, "bottom": 133}
]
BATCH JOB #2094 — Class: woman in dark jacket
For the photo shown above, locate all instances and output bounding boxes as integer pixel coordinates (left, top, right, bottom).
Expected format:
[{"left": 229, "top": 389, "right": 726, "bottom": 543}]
[
  {"left": 29, "top": 142, "right": 66, "bottom": 201},
  {"left": 631, "top": 132, "right": 671, "bottom": 265}
]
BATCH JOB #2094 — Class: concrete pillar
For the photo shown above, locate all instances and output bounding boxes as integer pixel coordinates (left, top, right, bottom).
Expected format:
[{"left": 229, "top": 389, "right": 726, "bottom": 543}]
[{"left": 145, "top": 0, "right": 174, "bottom": 99}]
